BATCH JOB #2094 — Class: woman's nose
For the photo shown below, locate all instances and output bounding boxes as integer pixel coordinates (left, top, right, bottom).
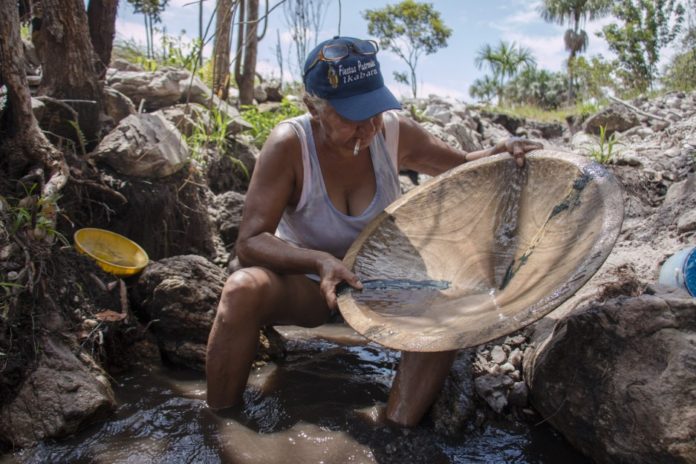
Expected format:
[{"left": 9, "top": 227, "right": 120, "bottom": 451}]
[{"left": 356, "top": 117, "right": 378, "bottom": 136}]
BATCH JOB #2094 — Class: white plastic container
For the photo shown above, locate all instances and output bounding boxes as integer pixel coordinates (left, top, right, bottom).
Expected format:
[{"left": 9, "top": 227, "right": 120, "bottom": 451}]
[{"left": 658, "top": 247, "right": 696, "bottom": 296}]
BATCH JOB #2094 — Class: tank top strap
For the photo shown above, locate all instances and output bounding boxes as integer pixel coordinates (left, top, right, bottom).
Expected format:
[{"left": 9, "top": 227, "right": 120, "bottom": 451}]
[
  {"left": 382, "top": 110, "right": 400, "bottom": 171},
  {"left": 279, "top": 114, "right": 316, "bottom": 210}
]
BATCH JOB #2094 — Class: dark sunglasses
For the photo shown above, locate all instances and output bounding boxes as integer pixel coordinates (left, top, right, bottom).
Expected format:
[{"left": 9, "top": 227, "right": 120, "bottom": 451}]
[{"left": 304, "top": 39, "right": 379, "bottom": 76}]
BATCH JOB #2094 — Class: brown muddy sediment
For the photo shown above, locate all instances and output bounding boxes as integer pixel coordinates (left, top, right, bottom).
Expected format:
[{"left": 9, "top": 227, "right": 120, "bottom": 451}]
[{"left": 2, "top": 325, "right": 589, "bottom": 464}]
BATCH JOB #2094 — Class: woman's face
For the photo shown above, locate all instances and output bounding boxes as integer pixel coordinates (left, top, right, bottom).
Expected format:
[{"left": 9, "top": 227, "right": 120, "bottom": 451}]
[{"left": 310, "top": 102, "right": 384, "bottom": 155}]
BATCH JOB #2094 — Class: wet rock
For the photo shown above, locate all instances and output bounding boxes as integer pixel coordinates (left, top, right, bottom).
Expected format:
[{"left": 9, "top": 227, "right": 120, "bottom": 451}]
[
  {"left": 134, "top": 255, "right": 284, "bottom": 370},
  {"left": 525, "top": 288, "right": 696, "bottom": 464},
  {"left": 430, "top": 349, "right": 476, "bottom": 435},
  {"left": 507, "top": 381, "right": 528, "bottom": 407},
  {"left": 474, "top": 373, "right": 513, "bottom": 414},
  {"left": 0, "top": 336, "right": 115, "bottom": 448}
]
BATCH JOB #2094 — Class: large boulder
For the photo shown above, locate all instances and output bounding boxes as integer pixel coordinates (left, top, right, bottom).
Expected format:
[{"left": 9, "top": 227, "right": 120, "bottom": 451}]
[
  {"left": 107, "top": 69, "right": 182, "bottom": 110},
  {"left": 583, "top": 104, "right": 640, "bottom": 136},
  {"left": 92, "top": 112, "right": 189, "bottom": 178},
  {"left": 524, "top": 285, "right": 696, "bottom": 464},
  {"left": 134, "top": 255, "right": 285, "bottom": 371},
  {"left": 0, "top": 336, "right": 115, "bottom": 448}
]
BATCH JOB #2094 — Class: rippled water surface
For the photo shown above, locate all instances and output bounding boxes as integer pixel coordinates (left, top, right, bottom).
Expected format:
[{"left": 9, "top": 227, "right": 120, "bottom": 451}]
[{"left": 3, "top": 327, "right": 589, "bottom": 464}]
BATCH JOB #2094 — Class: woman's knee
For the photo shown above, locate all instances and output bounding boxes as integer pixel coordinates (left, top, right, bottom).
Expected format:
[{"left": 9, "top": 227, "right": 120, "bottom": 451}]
[{"left": 216, "top": 267, "right": 275, "bottom": 324}]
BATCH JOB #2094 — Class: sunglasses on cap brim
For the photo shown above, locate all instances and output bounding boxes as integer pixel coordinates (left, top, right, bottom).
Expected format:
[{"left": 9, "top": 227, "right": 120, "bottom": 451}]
[{"left": 304, "top": 39, "right": 379, "bottom": 77}]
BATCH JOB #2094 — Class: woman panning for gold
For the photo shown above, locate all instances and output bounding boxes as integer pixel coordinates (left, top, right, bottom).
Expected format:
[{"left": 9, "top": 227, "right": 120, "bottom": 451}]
[{"left": 205, "top": 36, "right": 542, "bottom": 426}]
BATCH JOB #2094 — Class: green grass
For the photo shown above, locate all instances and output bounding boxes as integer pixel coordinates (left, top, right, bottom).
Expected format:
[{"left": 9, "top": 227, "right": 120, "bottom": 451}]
[
  {"left": 479, "top": 100, "right": 605, "bottom": 123},
  {"left": 588, "top": 125, "right": 621, "bottom": 165},
  {"left": 240, "top": 98, "right": 306, "bottom": 148}
]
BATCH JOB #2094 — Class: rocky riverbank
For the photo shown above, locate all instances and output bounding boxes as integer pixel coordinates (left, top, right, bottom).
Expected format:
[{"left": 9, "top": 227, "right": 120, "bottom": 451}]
[{"left": 1, "top": 55, "right": 695, "bottom": 462}]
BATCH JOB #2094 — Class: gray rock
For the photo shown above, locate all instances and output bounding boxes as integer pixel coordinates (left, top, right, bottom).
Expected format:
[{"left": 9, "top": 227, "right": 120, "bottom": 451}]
[
  {"left": 583, "top": 104, "right": 640, "bottom": 136},
  {"left": 490, "top": 345, "right": 507, "bottom": 364},
  {"left": 525, "top": 290, "right": 696, "bottom": 464},
  {"left": 134, "top": 255, "right": 285, "bottom": 370},
  {"left": 430, "top": 349, "right": 476, "bottom": 435},
  {"left": 508, "top": 381, "right": 528, "bottom": 407},
  {"left": 474, "top": 373, "right": 513, "bottom": 413},
  {"left": 102, "top": 86, "right": 136, "bottom": 125},
  {"left": 92, "top": 112, "right": 189, "bottom": 178},
  {"left": 677, "top": 208, "right": 696, "bottom": 234},
  {"left": 0, "top": 336, "right": 115, "bottom": 448}
]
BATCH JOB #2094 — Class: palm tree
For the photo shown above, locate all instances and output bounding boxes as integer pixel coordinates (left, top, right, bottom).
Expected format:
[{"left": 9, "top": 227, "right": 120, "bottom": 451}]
[
  {"left": 474, "top": 40, "right": 536, "bottom": 105},
  {"left": 539, "top": 0, "right": 612, "bottom": 102},
  {"left": 469, "top": 75, "right": 498, "bottom": 104}
]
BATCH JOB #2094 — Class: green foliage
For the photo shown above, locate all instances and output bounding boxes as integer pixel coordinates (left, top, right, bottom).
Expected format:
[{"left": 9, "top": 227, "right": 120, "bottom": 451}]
[
  {"left": 469, "top": 75, "right": 499, "bottom": 104},
  {"left": 363, "top": 0, "right": 452, "bottom": 98},
  {"left": 570, "top": 55, "right": 616, "bottom": 100},
  {"left": 184, "top": 107, "right": 248, "bottom": 179},
  {"left": 588, "top": 125, "right": 621, "bottom": 164},
  {"left": 20, "top": 24, "right": 31, "bottom": 41},
  {"left": 113, "top": 32, "right": 208, "bottom": 78},
  {"left": 662, "top": 27, "right": 696, "bottom": 91},
  {"left": 6, "top": 185, "right": 67, "bottom": 245},
  {"left": 474, "top": 40, "right": 536, "bottom": 105},
  {"left": 240, "top": 98, "right": 306, "bottom": 148},
  {"left": 503, "top": 67, "right": 567, "bottom": 109},
  {"left": 538, "top": 0, "right": 612, "bottom": 102},
  {"left": 600, "top": 0, "right": 685, "bottom": 93}
]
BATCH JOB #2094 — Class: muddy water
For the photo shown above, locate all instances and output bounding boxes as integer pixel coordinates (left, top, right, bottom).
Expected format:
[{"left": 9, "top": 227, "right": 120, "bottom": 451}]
[{"left": 4, "top": 326, "right": 588, "bottom": 464}]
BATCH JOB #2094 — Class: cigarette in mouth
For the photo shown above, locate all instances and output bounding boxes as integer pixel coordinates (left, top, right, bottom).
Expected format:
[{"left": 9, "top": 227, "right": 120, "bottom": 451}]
[{"left": 353, "top": 139, "right": 361, "bottom": 156}]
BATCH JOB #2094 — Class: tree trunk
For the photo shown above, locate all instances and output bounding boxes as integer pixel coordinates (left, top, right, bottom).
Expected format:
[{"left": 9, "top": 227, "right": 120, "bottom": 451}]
[
  {"left": 87, "top": 0, "right": 119, "bottom": 79},
  {"left": 37, "top": 0, "right": 103, "bottom": 149},
  {"left": 213, "top": 0, "right": 236, "bottom": 100},
  {"left": 235, "top": 0, "right": 259, "bottom": 105},
  {"left": 0, "top": 0, "right": 68, "bottom": 199}
]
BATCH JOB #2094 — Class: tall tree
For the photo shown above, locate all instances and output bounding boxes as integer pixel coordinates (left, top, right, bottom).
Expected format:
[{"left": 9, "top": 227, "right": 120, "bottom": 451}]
[
  {"left": 213, "top": 0, "right": 238, "bottom": 99},
  {"left": 474, "top": 40, "right": 536, "bottom": 105},
  {"left": 538, "top": 0, "right": 611, "bottom": 102},
  {"left": 363, "top": 0, "right": 452, "bottom": 98},
  {"left": 0, "top": 0, "right": 68, "bottom": 211},
  {"left": 87, "top": 0, "right": 120, "bottom": 78},
  {"left": 234, "top": 0, "right": 267, "bottom": 105},
  {"left": 37, "top": 0, "right": 104, "bottom": 147},
  {"left": 283, "top": 0, "right": 329, "bottom": 77},
  {"left": 662, "top": 0, "right": 696, "bottom": 90},
  {"left": 600, "top": 0, "right": 685, "bottom": 92},
  {"left": 126, "top": 0, "right": 169, "bottom": 59}
]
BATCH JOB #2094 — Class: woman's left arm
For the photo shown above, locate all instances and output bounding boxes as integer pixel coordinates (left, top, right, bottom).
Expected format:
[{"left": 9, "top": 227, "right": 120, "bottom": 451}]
[{"left": 397, "top": 114, "right": 543, "bottom": 176}]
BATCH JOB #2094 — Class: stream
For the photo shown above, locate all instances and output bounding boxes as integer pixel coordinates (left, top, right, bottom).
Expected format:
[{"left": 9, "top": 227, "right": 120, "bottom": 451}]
[{"left": 3, "top": 325, "right": 588, "bottom": 464}]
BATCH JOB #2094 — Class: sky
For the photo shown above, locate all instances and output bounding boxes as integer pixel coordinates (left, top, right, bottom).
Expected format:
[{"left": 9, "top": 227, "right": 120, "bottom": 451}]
[{"left": 114, "top": 0, "right": 618, "bottom": 101}]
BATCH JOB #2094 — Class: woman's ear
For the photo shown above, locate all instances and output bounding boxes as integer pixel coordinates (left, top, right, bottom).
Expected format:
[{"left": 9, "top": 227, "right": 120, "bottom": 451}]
[{"left": 303, "top": 95, "right": 320, "bottom": 119}]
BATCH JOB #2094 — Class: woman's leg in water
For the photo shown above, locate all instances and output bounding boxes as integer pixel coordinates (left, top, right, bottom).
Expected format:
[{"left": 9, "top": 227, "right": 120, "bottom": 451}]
[
  {"left": 205, "top": 267, "right": 331, "bottom": 409},
  {"left": 385, "top": 350, "right": 457, "bottom": 427}
]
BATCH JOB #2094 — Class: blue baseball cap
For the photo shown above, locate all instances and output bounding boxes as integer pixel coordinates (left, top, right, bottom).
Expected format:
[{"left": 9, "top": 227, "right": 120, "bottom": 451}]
[{"left": 303, "top": 36, "right": 401, "bottom": 121}]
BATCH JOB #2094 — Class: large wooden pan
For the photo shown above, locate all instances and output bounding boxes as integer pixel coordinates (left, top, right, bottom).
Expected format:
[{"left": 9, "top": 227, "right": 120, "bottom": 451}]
[{"left": 337, "top": 150, "right": 624, "bottom": 352}]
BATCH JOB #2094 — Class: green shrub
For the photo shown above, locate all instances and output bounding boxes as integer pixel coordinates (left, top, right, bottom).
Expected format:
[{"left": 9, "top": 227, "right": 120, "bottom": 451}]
[
  {"left": 588, "top": 125, "right": 620, "bottom": 164},
  {"left": 240, "top": 98, "right": 306, "bottom": 148}
]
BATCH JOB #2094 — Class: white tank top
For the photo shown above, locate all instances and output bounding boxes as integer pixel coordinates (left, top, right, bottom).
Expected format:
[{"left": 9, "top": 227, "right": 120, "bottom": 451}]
[{"left": 276, "top": 111, "right": 401, "bottom": 259}]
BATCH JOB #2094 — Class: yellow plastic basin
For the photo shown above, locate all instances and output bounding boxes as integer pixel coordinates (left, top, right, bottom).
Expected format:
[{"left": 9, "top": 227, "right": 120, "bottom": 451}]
[{"left": 74, "top": 228, "right": 149, "bottom": 277}]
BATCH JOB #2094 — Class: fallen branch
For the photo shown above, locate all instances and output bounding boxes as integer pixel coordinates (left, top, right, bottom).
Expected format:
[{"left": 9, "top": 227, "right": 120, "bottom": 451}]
[{"left": 608, "top": 95, "right": 671, "bottom": 124}]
